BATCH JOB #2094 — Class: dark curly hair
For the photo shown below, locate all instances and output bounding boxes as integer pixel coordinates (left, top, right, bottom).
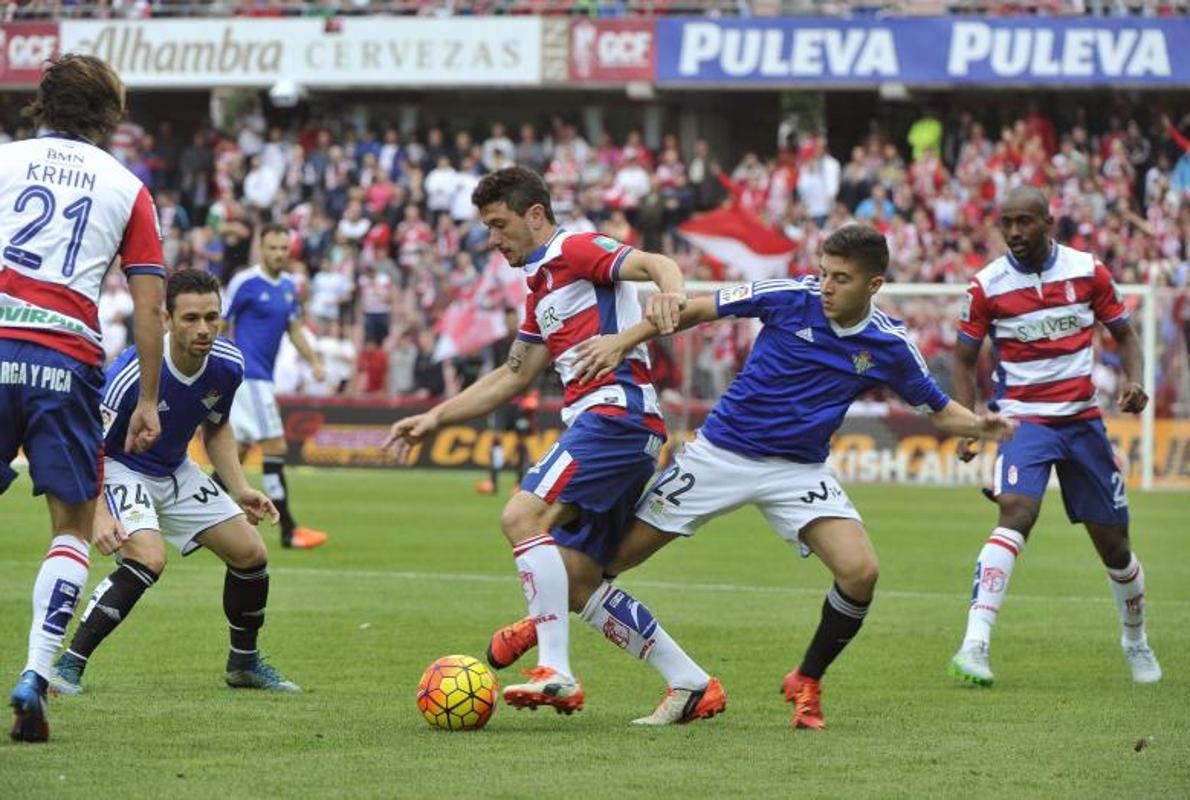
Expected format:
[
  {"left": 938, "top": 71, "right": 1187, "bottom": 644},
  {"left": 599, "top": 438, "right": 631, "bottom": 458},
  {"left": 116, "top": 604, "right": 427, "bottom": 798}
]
[
  {"left": 822, "top": 223, "right": 889, "bottom": 276},
  {"left": 166, "top": 268, "right": 222, "bottom": 314},
  {"left": 23, "top": 54, "right": 125, "bottom": 143},
  {"left": 471, "top": 166, "right": 556, "bottom": 224}
]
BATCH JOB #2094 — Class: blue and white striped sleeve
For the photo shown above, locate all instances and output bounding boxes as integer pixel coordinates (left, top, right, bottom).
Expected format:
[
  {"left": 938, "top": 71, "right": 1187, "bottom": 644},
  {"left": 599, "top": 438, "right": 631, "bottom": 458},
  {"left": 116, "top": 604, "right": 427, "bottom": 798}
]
[{"left": 715, "top": 277, "right": 818, "bottom": 323}]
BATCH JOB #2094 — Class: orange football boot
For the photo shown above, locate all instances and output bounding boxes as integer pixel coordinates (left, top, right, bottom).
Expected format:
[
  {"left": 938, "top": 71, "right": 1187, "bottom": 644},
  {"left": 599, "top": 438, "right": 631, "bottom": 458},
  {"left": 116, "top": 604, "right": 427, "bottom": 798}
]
[
  {"left": 632, "top": 677, "right": 727, "bottom": 725},
  {"left": 486, "top": 616, "right": 537, "bottom": 669},
  {"left": 288, "top": 527, "right": 329, "bottom": 549},
  {"left": 503, "top": 667, "right": 584, "bottom": 714},
  {"left": 782, "top": 669, "right": 825, "bottom": 731}
]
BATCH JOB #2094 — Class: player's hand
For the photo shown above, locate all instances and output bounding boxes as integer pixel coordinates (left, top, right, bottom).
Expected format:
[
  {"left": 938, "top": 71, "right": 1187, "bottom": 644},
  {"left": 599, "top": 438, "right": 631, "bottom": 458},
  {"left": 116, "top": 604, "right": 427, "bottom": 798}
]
[
  {"left": 974, "top": 413, "right": 1016, "bottom": 443},
  {"left": 126, "top": 399, "right": 161, "bottom": 453},
  {"left": 1118, "top": 381, "right": 1148, "bottom": 414},
  {"left": 93, "top": 514, "right": 128, "bottom": 556},
  {"left": 572, "top": 335, "right": 628, "bottom": 384},
  {"left": 645, "top": 292, "right": 686, "bottom": 336},
  {"left": 382, "top": 412, "right": 440, "bottom": 463},
  {"left": 235, "top": 488, "right": 279, "bottom": 526},
  {"left": 957, "top": 437, "right": 980, "bottom": 463},
  {"left": 312, "top": 361, "right": 328, "bottom": 383}
]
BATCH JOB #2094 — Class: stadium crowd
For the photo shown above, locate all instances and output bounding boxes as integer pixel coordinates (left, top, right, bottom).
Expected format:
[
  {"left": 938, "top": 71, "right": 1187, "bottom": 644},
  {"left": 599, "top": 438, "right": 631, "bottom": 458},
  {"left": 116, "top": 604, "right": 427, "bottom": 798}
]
[{"left": 2, "top": 97, "right": 1186, "bottom": 411}]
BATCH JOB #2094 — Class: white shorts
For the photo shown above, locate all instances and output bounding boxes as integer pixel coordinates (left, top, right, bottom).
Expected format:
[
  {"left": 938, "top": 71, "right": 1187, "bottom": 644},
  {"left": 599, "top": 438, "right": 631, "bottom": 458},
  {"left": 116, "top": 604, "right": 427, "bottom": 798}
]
[
  {"left": 103, "top": 458, "right": 243, "bottom": 556},
  {"left": 635, "top": 434, "right": 863, "bottom": 558},
  {"left": 230, "top": 379, "right": 284, "bottom": 444}
]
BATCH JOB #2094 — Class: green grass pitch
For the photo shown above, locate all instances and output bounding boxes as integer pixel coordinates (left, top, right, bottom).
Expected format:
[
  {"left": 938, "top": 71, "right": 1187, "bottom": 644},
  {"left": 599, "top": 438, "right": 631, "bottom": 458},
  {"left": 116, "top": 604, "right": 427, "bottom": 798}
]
[{"left": 1, "top": 469, "right": 1187, "bottom": 798}]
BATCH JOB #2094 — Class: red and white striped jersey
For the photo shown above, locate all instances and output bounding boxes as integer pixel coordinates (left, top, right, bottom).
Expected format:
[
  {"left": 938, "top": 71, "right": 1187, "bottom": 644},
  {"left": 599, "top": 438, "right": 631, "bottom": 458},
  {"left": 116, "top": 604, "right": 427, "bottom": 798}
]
[
  {"left": 517, "top": 229, "right": 662, "bottom": 429},
  {"left": 957, "top": 241, "right": 1130, "bottom": 424},
  {"left": 0, "top": 134, "right": 165, "bottom": 366}
]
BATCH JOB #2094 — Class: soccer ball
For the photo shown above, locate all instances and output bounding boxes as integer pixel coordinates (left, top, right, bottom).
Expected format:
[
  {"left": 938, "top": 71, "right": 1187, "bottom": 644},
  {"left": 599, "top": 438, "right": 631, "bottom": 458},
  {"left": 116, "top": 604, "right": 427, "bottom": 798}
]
[{"left": 416, "top": 655, "right": 498, "bottom": 731}]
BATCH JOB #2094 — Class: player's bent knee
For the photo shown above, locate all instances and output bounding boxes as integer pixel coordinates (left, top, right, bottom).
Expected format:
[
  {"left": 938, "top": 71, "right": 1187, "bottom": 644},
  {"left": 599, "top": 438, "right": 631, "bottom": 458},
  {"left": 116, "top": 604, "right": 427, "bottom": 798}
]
[
  {"left": 1087, "top": 523, "right": 1131, "bottom": 567},
  {"left": 857, "top": 559, "right": 880, "bottom": 591},
  {"left": 499, "top": 491, "right": 558, "bottom": 545},
  {"left": 123, "top": 532, "right": 168, "bottom": 575},
  {"left": 996, "top": 496, "right": 1039, "bottom": 536},
  {"left": 499, "top": 506, "right": 534, "bottom": 543},
  {"left": 46, "top": 496, "right": 98, "bottom": 541},
  {"left": 226, "top": 538, "right": 269, "bottom": 571},
  {"left": 198, "top": 518, "right": 268, "bottom": 568},
  {"left": 837, "top": 558, "right": 879, "bottom": 599}
]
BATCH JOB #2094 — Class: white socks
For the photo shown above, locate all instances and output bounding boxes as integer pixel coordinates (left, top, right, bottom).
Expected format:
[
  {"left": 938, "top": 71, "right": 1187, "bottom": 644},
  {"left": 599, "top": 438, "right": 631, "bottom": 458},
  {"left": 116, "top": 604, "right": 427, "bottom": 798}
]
[
  {"left": 25, "top": 534, "right": 90, "bottom": 680},
  {"left": 1107, "top": 553, "right": 1147, "bottom": 643},
  {"left": 580, "top": 581, "right": 709, "bottom": 690},
  {"left": 512, "top": 534, "right": 572, "bottom": 678},
  {"left": 963, "top": 527, "right": 1026, "bottom": 645}
]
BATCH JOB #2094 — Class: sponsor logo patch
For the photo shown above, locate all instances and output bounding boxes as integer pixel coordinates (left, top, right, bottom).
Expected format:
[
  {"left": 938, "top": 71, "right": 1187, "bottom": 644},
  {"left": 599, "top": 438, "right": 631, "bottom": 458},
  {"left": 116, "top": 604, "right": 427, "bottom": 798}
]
[
  {"left": 852, "top": 350, "right": 874, "bottom": 374},
  {"left": 981, "top": 566, "right": 1007, "bottom": 593},
  {"left": 519, "top": 570, "right": 537, "bottom": 603},
  {"left": 717, "top": 284, "right": 753, "bottom": 305},
  {"left": 592, "top": 235, "right": 620, "bottom": 253}
]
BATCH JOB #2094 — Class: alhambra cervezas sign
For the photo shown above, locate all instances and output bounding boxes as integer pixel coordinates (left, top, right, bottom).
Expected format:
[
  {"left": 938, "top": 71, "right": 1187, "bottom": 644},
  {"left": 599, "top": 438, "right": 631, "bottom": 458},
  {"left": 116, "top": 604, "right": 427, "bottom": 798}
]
[{"left": 60, "top": 18, "right": 542, "bottom": 88}]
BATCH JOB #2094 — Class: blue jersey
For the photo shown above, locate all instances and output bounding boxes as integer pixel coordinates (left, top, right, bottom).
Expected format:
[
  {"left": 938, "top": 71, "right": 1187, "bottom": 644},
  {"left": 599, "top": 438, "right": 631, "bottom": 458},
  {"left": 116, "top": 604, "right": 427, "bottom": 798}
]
[
  {"left": 703, "top": 278, "right": 949, "bottom": 463},
  {"left": 223, "top": 265, "right": 300, "bottom": 380},
  {"left": 101, "top": 337, "right": 244, "bottom": 477}
]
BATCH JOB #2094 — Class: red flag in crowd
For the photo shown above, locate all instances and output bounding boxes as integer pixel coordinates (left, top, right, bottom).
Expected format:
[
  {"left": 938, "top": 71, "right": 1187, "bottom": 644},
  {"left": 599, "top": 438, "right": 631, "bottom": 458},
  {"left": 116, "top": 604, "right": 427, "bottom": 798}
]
[
  {"left": 677, "top": 206, "right": 797, "bottom": 281},
  {"left": 433, "top": 253, "right": 527, "bottom": 362}
]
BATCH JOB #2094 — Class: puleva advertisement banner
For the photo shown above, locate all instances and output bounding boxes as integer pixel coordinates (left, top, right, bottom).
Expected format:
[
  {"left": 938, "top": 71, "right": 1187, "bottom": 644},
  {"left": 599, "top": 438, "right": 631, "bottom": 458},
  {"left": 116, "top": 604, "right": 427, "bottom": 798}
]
[
  {"left": 60, "top": 17, "right": 542, "bottom": 88},
  {"left": 656, "top": 17, "right": 1190, "bottom": 86}
]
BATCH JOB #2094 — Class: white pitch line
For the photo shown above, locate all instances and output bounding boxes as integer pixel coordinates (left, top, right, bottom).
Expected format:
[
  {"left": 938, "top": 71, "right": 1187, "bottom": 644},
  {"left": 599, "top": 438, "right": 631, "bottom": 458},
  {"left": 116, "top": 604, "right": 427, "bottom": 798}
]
[
  {"left": 269, "top": 566, "right": 1190, "bottom": 609},
  {"left": 1, "top": 560, "right": 1184, "bottom": 609}
]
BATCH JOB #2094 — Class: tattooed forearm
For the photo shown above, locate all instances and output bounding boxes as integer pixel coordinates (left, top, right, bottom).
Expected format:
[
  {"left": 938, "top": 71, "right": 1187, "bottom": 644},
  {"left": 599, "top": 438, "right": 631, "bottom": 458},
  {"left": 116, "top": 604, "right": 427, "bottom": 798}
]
[{"left": 507, "top": 340, "right": 528, "bottom": 374}]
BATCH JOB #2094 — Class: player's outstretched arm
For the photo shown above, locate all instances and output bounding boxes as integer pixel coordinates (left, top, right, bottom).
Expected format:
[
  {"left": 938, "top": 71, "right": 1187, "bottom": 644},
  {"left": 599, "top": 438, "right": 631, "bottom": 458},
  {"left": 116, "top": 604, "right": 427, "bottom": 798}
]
[
  {"left": 126, "top": 273, "right": 165, "bottom": 454},
  {"left": 617, "top": 250, "right": 686, "bottom": 335},
  {"left": 1108, "top": 322, "right": 1148, "bottom": 413},
  {"left": 929, "top": 400, "right": 1016, "bottom": 443},
  {"left": 204, "top": 420, "right": 279, "bottom": 525},
  {"left": 951, "top": 337, "right": 984, "bottom": 463},
  {"left": 383, "top": 340, "right": 550, "bottom": 462},
  {"left": 288, "top": 319, "right": 327, "bottom": 383},
  {"left": 572, "top": 295, "right": 721, "bottom": 384}
]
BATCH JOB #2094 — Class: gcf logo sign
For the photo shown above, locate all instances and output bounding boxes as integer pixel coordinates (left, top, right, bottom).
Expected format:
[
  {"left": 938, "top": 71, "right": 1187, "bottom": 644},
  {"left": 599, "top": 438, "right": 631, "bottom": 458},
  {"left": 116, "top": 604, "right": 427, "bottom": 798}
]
[
  {"left": 0, "top": 23, "right": 58, "bottom": 87},
  {"left": 570, "top": 19, "right": 654, "bottom": 83}
]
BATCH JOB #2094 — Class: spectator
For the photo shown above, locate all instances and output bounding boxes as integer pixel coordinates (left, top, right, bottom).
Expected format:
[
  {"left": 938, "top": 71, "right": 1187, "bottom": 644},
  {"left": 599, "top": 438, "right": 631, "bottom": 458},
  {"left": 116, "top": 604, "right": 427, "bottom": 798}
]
[
  {"left": 855, "top": 184, "right": 895, "bottom": 223},
  {"left": 516, "top": 123, "right": 547, "bottom": 173},
  {"left": 412, "top": 327, "right": 447, "bottom": 398},
  {"left": 337, "top": 200, "right": 371, "bottom": 243},
  {"left": 797, "top": 138, "right": 841, "bottom": 227},
  {"left": 356, "top": 338, "right": 389, "bottom": 395},
  {"left": 481, "top": 122, "right": 515, "bottom": 171},
  {"left": 97, "top": 272, "right": 134, "bottom": 365},
  {"left": 359, "top": 262, "right": 395, "bottom": 345},
  {"left": 424, "top": 154, "right": 458, "bottom": 222},
  {"left": 613, "top": 148, "right": 651, "bottom": 209},
  {"left": 243, "top": 155, "right": 282, "bottom": 215},
  {"left": 907, "top": 108, "right": 943, "bottom": 161},
  {"left": 386, "top": 330, "right": 419, "bottom": 397}
]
